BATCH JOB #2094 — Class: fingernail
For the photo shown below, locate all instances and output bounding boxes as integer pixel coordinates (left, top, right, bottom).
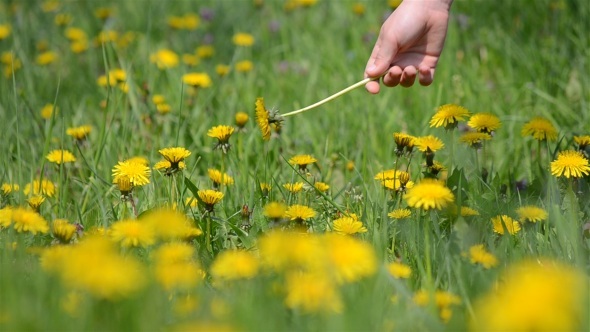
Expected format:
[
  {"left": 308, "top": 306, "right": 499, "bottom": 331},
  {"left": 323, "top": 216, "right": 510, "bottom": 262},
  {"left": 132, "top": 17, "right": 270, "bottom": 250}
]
[{"left": 367, "top": 64, "right": 376, "bottom": 73}]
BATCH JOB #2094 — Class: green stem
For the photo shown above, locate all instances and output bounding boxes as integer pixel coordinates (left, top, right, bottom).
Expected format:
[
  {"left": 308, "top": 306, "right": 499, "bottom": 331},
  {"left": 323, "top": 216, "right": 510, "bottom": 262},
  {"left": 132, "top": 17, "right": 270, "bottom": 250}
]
[
  {"left": 282, "top": 78, "right": 373, "bottom": 117},
  {"left": 205, "top": 213, "right": 213, "bottom": 253}
]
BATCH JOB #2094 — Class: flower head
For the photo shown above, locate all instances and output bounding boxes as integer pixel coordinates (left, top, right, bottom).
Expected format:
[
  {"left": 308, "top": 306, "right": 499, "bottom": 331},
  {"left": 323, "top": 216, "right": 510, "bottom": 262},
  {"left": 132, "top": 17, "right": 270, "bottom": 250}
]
[
  {"left": 112, "top": 160, "right": 151, "bottom": 187},
  {"left": 387, "top": 261, "right": 412, "bottom": 279},
  {"left": 235, "top": 112, "right": 249, "bottom": 128},
  {"left": 468, "top": 113, "right": 501, "bottom": 134},
  {"left": 430, "top": 104, "right": 470, "bottom": 129},
  {"left": 208, "top": 169, "right": 234, "bottom": 187},
  {"left": 460, "top": 206, "right": 480, "bottom": 217},
  {"left": 27, "top": 195, "right": 46, "bottom": 211},
  {"left": 285, "top": 204, "right": 316, "bottom": 222},
  {"left": 388, "top": 208, "right": 412, "bottom": 220},
  {"left": 110, "top": 219, "right": 155, "bottom": 248},
  {"left": 46, "top": 149, "right": 76, "bottom": 165},
  {"left": 468, "top": 244, "right": 498, "bottom": 269},
  {"left": 182, "top": 72, "right": 212, "bottom": 88},
  {"left": 323, "top": 233, "right": 377, "bottom": 283},
  {"left": 415, "top": 135, "right": 444, "bottom": 153},
  {"left": 521, "top": 116, "right": 558, "bottom": 141},
  {"left": 263, "top": 202, "right": 287, "bottom": 220},
  {"left": 289, "top": 154, "right": 317, "bottom": 171},
  {"left": 24, "top": 179, "right": 56, "bottom": 197},
  {"left": 210, "top": 250, "right": 259, "bottom": 281},
  {"left": 393, "top": 132, "right": 416, "bottom": 156},
  {"left": 459, "top": 132, "right": 492, "bottom": 148},
  {"left": 207, "top": 125, "right": 234, "bottom": 153},
  {"left": 332, "top": 216, "right": 367, "bottom": 235},
  {"left": 141, "top": 208, "right": 201, "bottom": 241},
  {"left": 66, "top": 125, "right": 92, "bottom": 141},
  {"left": 11, "top": 207, "right": 49, "bottom": 235},
  {"left": 314, "top": 182, "right": 330, "bottom": 193},
  {"left": 550, "top": 150, "right": 590, "bottom": 178},
  {"left": 255, "top": 97, "right": 283, "bottom": 141},
  {"left": 232, "top": 33, "right": 255, "bottom": 47},
  {"left": 573, "top": 135, "right": 590, "bottom": 151},
  {"left": 154, "top": 160, "right": 186, "bottom": 176},
  {"left": 150, "top": 49, "right": 179, "bottom": 69},
  {"left": 283, "top": 182, "right": 304, "bottom": 194},
  {"left": 51, "top": 219, "right": 77, "bottom": 243},
  {"left": 516, "top": 205, "right": 548, "bottom": 223},
  {"left": 1, "top": 183, "right": 19, "bottom": 195},
  {"left": 198, "top": 189, "right": 224, "bottom": 211},
  {"left": 491, "top": 215, "right": 521, "bottom": 235},
  {"left": 285, "top": 272, "right": 342, "bottom": 314},
  {"left": 404, "top": 179, "right": 454, "bottom": 210},
  {"left": 159, "top": 147, "right": 191, "bottom": 174}
]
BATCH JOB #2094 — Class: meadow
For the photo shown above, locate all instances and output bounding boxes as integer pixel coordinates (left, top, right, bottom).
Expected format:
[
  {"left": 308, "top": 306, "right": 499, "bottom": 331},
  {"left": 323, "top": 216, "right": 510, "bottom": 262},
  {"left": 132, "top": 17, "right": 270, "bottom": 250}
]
[{"left": 1, "top": 0, "right": 589, "bottom": 331}]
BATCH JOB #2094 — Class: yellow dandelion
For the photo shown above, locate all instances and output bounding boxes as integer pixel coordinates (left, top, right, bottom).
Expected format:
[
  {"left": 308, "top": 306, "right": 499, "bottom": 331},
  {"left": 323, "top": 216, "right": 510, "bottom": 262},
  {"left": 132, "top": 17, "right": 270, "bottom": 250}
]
[
  {"left": 210, "top": 250, "right": 259, "bottom": 280},
  {"left": 36, "top": 51, "right": 58, "bottom": 66},
  {"left": 516, "top": 205, "right": 548, "bottom": 223},
  {"left": 216, "top": 64, "right": 231, "bottom": 76},
  {"left": 11, "top": 207, "right": 49, "bottom": 235},
  {"left": 154, "top": 160, "right": 186, "bottom": 175},
  {"left": 314, "top": 182, "right": 330, "bottom": 193},
  {"left": 66, "top": 125, "right": 92, "bottom": 140},
  {"left": 260, "top": 182, "right": 272, "bottom": 195},
  {"left": 522, "top": 116, "right": 558, "bottom": 141},
  {"left": 150, "top": 49, "right": 179, "bottom": 69},
  {"left": 112, "top": 160, "right": 151, "bottom": 187},
  {"left": 64, "top": 27, "right": 86, "bottom": 41},
  {"left": 573, "top": 135, "right": 590, "bottom": 150},
  {"left": 404, "top": 179, "right": 454, "bottom": 210},
  {"left": 387, "top": 262, "right": 412, "bottom": 279},
  {"left": 352, "top": 3, "right": 366, "bottom": 15},
  {"left": 388, "top": 208, "right": 412, "bottom": 220},
  {"left": 24, "top": 179, "right": 56, "bottom": 197},
  {"left": 460, "top": 206, "right": 479, "bottom": 217},
  {"left": 207, "top": 125, "right": 234, "bottom": 152},
  {"left": 141, "top": 209, "right": 200, "bottom": 241},
  {"left": 40, "top": 103, "right": 57, "bottom": 119},
  {"left": 159, "top": 147, "right": 191, "bottom": 164},
  {"left": 469, "top": 244, "right": 498, "bottom": 269},
  {"left": 289, "top": 154, "right": 317, "bottom": 171},
  {"left": 381, "top": 178, "right": 414, "bottom": 192},
  {"left": 155, "top": 261, "right": 203, "bottom": 291},
  {"left": 232, "top": 32, "right": 255, "bottom": 47},
  {"left": 52, "top": 219, "right": 77, "bottom": 243},
  {"left": 235, "top": 60, "right": 253, "bottom": 73},
  {"left": 468, "top": 113, "right": 502, "bottom": 134},
  {"left": 374, "top": 169, "right": 408, "bottom": 181},
  {"left": 255, "top": 97, "right": 271, "bottom": 140},
  {"left": 471, "top": 259, "right": 588, "bottom": 331},
  {"left": 429, "top": 104, "right": 470, "bottom": 129},
  {"left": 550, "top": 150, "right": 590, "bottom": 178},
  {"left": 46, "top": 149, "right": 76, "bottom": 165},
  {"left": 283, "top": 182, "right": 304, "bottom": 194},
  {"left": 196, "top": 45, "right": 215, "bottom": 58},
  {"left": 324, "top": 233, "right": 377, "bottom": 283},
  {"left": 285, "top": 204, "right": 316, "bottom": 221},
  {"left": 332, "top": 216, "right": 367, "bottom": 235},
  {"left": 197, "top": 189, "right": 224, "bottom": 211},
  {"left": 208, "top": 169, "right": 234, "bottom": 186},
  {"left": 263, "top": 202, "right": 287, "bottom": 219},
  {"left": 235, "top": 112, "right": 249, "bottom": 129},
  {"left": 110, "top": 219, "right": 155, "bottom": 248},
  {"left": 182, "top": 72, "right": 212, "bottom": 88},
  {"left": 1, "top": 183, "right": 19, "bottom": 195},
  {"left": 415, "top": 135, "right": 445, "bottom": 152},
  {"left": 0, "top": 24, "right": 11, "bottom": 40},
  {"left": 491, "top": 215, "right": 521, "bottom": 235},
  {"left": 459, "top": 132, "right": 492, "bottom": 148},
  {"left": 152, "top": 94, "right": 166, "bottom": 105},
  {"left": 393, "top": 132, "right": 416, "bottom": 155},
  {"left": 285, "top": 272, "right": 342, "bottom": 314},
  {"left": 27, "top": 195, "right": 45, "bottom": 210},
  {"left": 0, "top": 207, "right": 12, "bottom": 228},
  {"left": 182, "top": 53, "right": 200, "bottom": 66}
]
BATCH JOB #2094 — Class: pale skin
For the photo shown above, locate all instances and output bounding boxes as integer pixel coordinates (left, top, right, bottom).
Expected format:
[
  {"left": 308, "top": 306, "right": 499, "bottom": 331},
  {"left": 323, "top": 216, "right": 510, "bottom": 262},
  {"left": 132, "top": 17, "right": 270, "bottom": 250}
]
[{"left": 365, "top": 0, "right": 454, "bottom": 93}]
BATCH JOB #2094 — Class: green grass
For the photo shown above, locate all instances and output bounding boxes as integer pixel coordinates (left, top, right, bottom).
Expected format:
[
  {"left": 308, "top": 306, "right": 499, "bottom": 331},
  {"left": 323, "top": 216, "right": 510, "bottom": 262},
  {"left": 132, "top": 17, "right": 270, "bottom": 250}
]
[{"left": 1, "top": 0, "right": 589, "bottom": 331}]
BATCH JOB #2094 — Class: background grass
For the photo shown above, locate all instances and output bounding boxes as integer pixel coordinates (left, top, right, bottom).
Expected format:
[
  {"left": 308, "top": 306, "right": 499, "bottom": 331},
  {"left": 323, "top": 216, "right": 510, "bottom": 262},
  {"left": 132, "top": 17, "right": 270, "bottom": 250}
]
[{"left": 1, "top": 0, "right": 589, "bottom": 331}]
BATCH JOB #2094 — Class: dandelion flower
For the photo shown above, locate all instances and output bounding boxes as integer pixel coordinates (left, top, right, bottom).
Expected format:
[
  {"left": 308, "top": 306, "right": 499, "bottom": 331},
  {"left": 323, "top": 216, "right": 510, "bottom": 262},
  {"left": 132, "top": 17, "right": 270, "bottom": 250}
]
[
  {"left": 491, "top": 215, "right": 521, "bottom": 235},
  {"left": 332, "top": 216, "right": 367, "bottom": 235},
  {"left": 324, "top": 233, "right": 377, "bottom": 283},
  {"left": 516, "top": 205, "right": 548, "bottom": 223},
  {"left": 393, "top": 132, "right": 416, "bottom": 155},
  {"left": 430, "top": 104, "right": 470, "bottom": 129},
  {"left": 159, "top": 147, "right": 191, "bottom": 168},
  {"left": 460, "top": 206, "right": 479, "bottom": 217},
  {"left": 208, "top": 169, "right": 234, "bottom": 187},
  {"left": 1, "top": 183, "right": 19, "bottom": 195},
  {"left": 36, "top": 51, "right": 58, "bottom": 65},
  {"left": 11, "top": 207, "right": 49, "bottom": 235},
  {"left": 573, "top": 135, "right": 590, "bottom": 150},
  {"left": 550, "top": 150, "right": 590, "bottom": 178},
  {"left": 263, "top": 202, "right": 287, "bottom": 219},
  {"left": 110, "top": 219, "right": 155, "bottom": 248},
  {"left": 289, "top": 154, "right": 317, "bottom": 171},
  {"left": 469, "top": 244, "right": 498, "bottom": 269},
  {"left": 155, "top": 261, "right": 203, "bottom": 291},
  {"left": 232, "top": 32, "right": 255, "bottom": 47},
  {"left": 415, "top": 135, "right": 445, "bottom": 152},
  {"left": 210, "top": 250, "right": 259, "bottom": 280},
  {"left": 254, "top": 97, "right": 282, "bottom": 140},
  {"left": 468, "top": 113, "right": 501, "bottom": 134},
  {"left": 40, "top": 104, "right": 57, "bottom": 119},
  {"left": 66, "top": 125, "right": 92, "bottom": 141},
  {"left": 216, "top": 64, "right": 231, "bottom": 76},
  {"left": 207, "top": 125, "right": 234, "bottom": 153},
  {"left": 471, "top": 259, "right": 588, "bottom": 331},
  {"left": 182, "top": 72, "right": 212, "bottom": 88},
  {"left": 27, "top": 195, "right": 46, "bottom": 210},
  {"left": 388, "top": 208, "right": 412, "bottom": 220},
  {"left": 260, "top": 182, "right": 272, "bottom": 195},
  {"left": 459, "top": 132, "right": 492, "bottom": 148},
  {"left": 196, "top": 45, "right": 215, "bottom": 58},
  {"left": 141, "top": 208, "right": 201, "bottom": 241},
  {"left": 154, "top": 160, "right": 186, "bottom": 176},
  {"left": 521, "top": 116, "right": 558, "bottom": 141},
  {"left": 285, "top": 204, "right": 316, "bottom": 222},
  {"left": 0, "top": 24, "right": 11, "bottom": 40},
  {"left": 52, "top": 219, "right": 77, "bottom": 243},
  {"left": 198, "top": 189, "right": 224, "bottom": 211},
  {"left": 112, "top": 160, "right": 151, "bottom": 187},
  {"left": 235, "top": 60, "right": 253, "bottom": 73},
  {"left": 285, "top": 272, "right": 342, "bottom": 313},
  {"left": 314, "top": 182, "right": 330, "bottom": 193},
  {"left": 150, "top": 49, "right": 179, "bottom": 69},
  {"left": 404, "top": 179, "right": 454, "bottom": 210},
  {"left": 46, "top": 149, "right": 76, "bottom": 165},
  {"left": 283, "top": 182, "right": 304, "bottom": 194},
  {"left": 235, "top": 112, "right": 249, "bottom": 128},
  {"left": 24, "top": 179, "right": 56, "bottom": 197},
  {"left": 387, "top": 262, "right": 412, "bottom": 279}
]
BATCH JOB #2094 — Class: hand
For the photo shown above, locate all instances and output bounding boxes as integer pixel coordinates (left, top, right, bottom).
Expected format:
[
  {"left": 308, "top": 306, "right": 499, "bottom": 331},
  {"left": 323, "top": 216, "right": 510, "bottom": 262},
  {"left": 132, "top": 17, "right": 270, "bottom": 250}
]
[{"left": 365, "top": 0, "right": 453, "bottom": 94}]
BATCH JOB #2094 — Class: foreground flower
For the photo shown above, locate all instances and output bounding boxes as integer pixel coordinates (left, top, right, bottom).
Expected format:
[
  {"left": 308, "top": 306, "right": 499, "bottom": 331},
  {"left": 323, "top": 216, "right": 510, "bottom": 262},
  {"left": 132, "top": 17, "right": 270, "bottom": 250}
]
[
  {"left": 210, "top": 250, "right": 259, "bottom": 281},
  {"left": 182, "top": 72, "right": 212, "bottom": 88},
  {"left": 198, "top": 189, "right": 224, "bottom": 211},
  {"left": 429, "top": 104, "right": 470, "bottom": 129},
  {"left": 112, "top": 160, "right": 151, "bottom": 187},
  {"left": 11, "top": 207, "right": 49, "bottom": 235},
  {"left": 66, "top": 125, "right": 92, "bottom": 141},
  {"left": 110, "top": 219, "right": 155, "bottom": 248},
  {"left": 46, "top": 149, "right": 76, "bottom": 165},
  {"left": 141, "top": 208, "right": 202, "bottom": 241},
  {"left": 388, "top": 208, "right": 412, "bottom": 220},
  {"left": 387, "top": 261, "right": 412, "bottom": 279},
  {"left": 289, "top": 154, "right": 317, "bottom": 171},
  {"left": 207, "top": 125, "right": 234, "bottom": 153},
  {"left": 152, "top": 242, "right": 203, "bottom": 291},
  {"left": 285, "top": 272, "right": 342, "bottom": 313},
  {"left": 415, "top": 135, "right": 444, "bottom": 152},
  {"left": 471, "top": 260, "right": 588, "bottom": 331},
  {"left": 404, "top": 179, "right": 454, "bottom": 210},
  {"left": 521, "top": 116, "right": 558, "bottom": 141},
  {"left": 468, "top": 244, "right": 498, "bottom": 269},
  {"left": 332, "top": 216, "right": 367, "bottom": 235},
  {"left": 414, "top": 289, "right": 461, "bottom": 323},
  {"left": 324, "top": 234, "right": 377, "bottom": 283},
  {"left": 467, "top": 113, "right": 501, "bottom": 134},
  {"left": 491, "top": 215, "right": 521, "bottom": 235},
  {"left": 550, "top": 150, "right": 590, "bottom": 178},
  {"left": 263, "top": 202, "right": 287, "bottom": 220},
  {"left": 516, "top": 205, "right": 548, "bottom": 223},
  {"left": 285, "top": 204, "right": 316, "bottom": 223}
]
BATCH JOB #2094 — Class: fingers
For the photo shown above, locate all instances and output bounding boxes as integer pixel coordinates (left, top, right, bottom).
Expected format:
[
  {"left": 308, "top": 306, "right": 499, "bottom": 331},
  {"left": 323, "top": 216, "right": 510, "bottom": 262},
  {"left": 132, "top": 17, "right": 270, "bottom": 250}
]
[
  {"left": 364, "top": 38, "right": 396, "bottom": 80},
  {"left": 418, "top": 65, "right": 434, "bottom": 86},
  {"left": 380, "top": 65, "right": 435, "bottom": 88}
]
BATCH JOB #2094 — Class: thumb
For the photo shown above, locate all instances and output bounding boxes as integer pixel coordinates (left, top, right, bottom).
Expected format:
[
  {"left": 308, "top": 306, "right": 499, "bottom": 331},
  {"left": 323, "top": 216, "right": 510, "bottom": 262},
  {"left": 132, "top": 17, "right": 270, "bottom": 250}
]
[{"left": 365, "top": 40, "right": 397, "bottom": 79}]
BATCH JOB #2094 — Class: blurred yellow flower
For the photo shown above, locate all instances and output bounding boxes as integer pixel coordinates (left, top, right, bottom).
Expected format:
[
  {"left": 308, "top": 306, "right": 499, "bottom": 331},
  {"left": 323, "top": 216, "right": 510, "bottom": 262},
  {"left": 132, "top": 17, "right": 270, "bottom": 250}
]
[
  {"left": 460, "top": 206, "right": 479, "bottom": 217},
  {"left": 24, "top": 179, "right": 56, "bottom": 197},
  {"left": 471, "top": 259, "right": 588, "bottom": 331},
  {"left": 414, "top": 289, "right": 461, "bottom": 323},
  {"left": 36, "top": 51, "right": 58, "bottom": 65},
  {"left": 168, "top": 13, "right": 200, "bottom": 30},
  {"left": 66, "top": 125, "right": 92, "bottom": 140},
  {"left": 52, "top": 219, "right": 77, "bottom": 243},
  {"left": 0, "top": 24, "right": 12, "bottom": 40},
  {"left": 491, "top": 215, "right": 521, "bottom": 235},
  {"left": 263, "top": 202, "right": 287, "bottom": 219},
  {"left": 11, "top": 207, "right": 49, "bottom": 235},
  {"left": 468, "top": 113, "right": 501, "bottom": 134},
  {"left": 352, "top": 3, "right": 365, "bottom": 15},
  {"left": 235, "top": 60, "right": 254, "bottom": 72},
  {"left": 216, "top": 64, "right": 231, "bottom": 76},
  {"left": 468, "top": 244, "right": 498, "bottom": 269},
  {"left": 208, "top": 169, "right": 234, "bottom": 187},
  {"left": 459, "top": 132, "right": 492, "bottom": 147},
  {"left": 141, "top": 208, "right": 201, "bottom": 241},
  {"left": 27, "top": 195, "right": 46, "bottom": 210},
  {"left": 182, "top": 72, "right": 212, "bottom": 88},
  {"left": 289, "top": 154, "right": 317, "bottom": 171},
  {"left": 0, "top": 207, "right": 12, "bottom": 228},
  {"left": 235, "top": 111, "right": 249, "bottom": 128},
  {"left": 46, "top": 149, "right": 76, "bottom": 165},
  {"left": 150, "top": 49, "right": 179, "bottom": 69},
  {"left": 283, "top": 182, "right": 304, "bottom": 194},
  {"left": 430, "top": 104, "right": 470, "bottom": 129},
  {"left": 521, "top": 116, "right": 558, "bottom": 141},
  {"left": 54, "top": 13, "right": 72, "bottom": 26},
  {"left": 332, "top": 216, "right": 367, "bottom": 235},
  {"left": 550, "top": 150, "right": 590, "bottom": 178},
  {"left": 232, "top": 32, "right": 255, "bottom": 47},
  {"left": 404, "top": 179, "right": 454, "bottom": 210},
  {"left": 210, "top": 250, "right": 260, "bottom": 280},
  {"left": 110, "top": 219, "right": 155, "bottom": 248},
  {"left": 255, "top": 97, "right": 271, "bottom": 140},
  {"left": 387, "top": 261, "right": 412, "bottom": 279},
  {"left": 65, "top": 27, "right": 87, "bottom": 41},
  {"left": 94, "top": 7, "right": 113, "bottom": 20},
  {"left": 285, "top": 271, "right": 342, "bottom": 313},
  {"left": 40, "top": 103, "right": 57, "bottom": 119},
  {"left": 573, "top": 135, "right": 590, "bottom": 150},
  {"left": 314, "top": 182, "right": 330, "bottom": 193},
  {"left": 388, "top": 208, "right": 412, "bottom": 220},
  {"left": 516, "top": 205, "right": 548, "bottom": 223},
  {"left": 196, "top": 45, "right": 215, "bottom": 58},
  {"left": 1, "top": 183, "right": 19, "bottom": 195}
]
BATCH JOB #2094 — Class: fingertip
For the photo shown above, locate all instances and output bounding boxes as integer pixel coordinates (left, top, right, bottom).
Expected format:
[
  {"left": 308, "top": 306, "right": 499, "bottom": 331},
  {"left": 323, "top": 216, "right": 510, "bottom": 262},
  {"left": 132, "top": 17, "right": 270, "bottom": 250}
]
[
  {"left": 400, "top": 66, "right": 417, "bottom": 88},
  {"left": 418, "top": 66, "right": 434, "bottom": 86},
  {"left": 365, "top": 81, "right": 380, "bottom": 94}
]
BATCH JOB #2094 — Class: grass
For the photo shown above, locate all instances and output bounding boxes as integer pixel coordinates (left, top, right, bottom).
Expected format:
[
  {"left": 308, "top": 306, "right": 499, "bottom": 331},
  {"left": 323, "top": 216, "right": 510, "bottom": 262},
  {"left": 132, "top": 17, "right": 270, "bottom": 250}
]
[{"left": 1, "top": 0, "right": 589, "bottom": 331}]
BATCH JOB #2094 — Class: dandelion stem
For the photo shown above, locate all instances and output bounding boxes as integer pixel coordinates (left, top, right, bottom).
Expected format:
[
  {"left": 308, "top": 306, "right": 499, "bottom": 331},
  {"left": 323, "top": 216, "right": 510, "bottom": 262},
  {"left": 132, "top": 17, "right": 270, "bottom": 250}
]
[{"left": 282, "top": 78, "right": 373, "bottom": 117}]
